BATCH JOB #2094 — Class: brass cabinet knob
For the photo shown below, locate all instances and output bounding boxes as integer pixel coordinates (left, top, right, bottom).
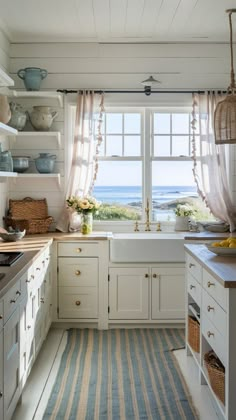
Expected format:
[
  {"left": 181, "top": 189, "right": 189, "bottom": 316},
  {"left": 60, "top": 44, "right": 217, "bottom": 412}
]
[
  {"left": 16, "top": 290, "right": 21, "bottom": 296},
  {"left": 207, "top": 331, "right": 214, "bottom": 338},
  {"left": 27, "top": 325, "right": 31, "bottom": 330},
  {"left": 76, "top": 248, "right": 82, "bottom": 253},
  {"left": 207, "top": 281, "right": 215, "bottom": 288},
  {"left": 10, "top": 299, "right": 16, "bottom": 304},
  {"left": 189, "top": 263, "right": 195, "bottom": 268},
  {"left": 207, "top": 305, "right": 214, "bottom": 312},
  {"left": 40, "top": 298, "right": 45, "bottom": 304},
  {"left": 75, "top": 300, "right": 81, "bottom": 306},
  {"left": 36, "top": 267, "right": 41, "bottom": 271},
  {"left": 153, "top": 273, "right": 157, "bottom": 278},
  {"left": 190, "top": 285, "right": 195, "bottom": 290},
  {"left": 0, "top": 315, "right": 3, "bottom": 319},
  {"left": 75, "top": 270, "right": 81, "bottom": 276},
  {"left": 0, "top": 391, "right": 2, "bottom": 398},
  {"left": 145, "top": 273, "right": 149, "bottom": 278}
]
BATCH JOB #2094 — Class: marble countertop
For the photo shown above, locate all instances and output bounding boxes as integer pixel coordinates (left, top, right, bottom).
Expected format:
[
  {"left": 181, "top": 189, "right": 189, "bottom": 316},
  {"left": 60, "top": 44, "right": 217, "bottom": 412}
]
[{"left": 185, "top": 243, "right": 236, "bottom": 288}]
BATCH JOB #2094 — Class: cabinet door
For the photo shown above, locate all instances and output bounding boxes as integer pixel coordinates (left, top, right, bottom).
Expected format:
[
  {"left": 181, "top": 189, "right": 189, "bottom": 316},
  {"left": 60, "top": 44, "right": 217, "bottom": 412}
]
[
  {"left": 151, "top": 267, "right": 185, "bottom": 320},
  {"left": 0, "top": 329, "right": 3, "bottom": 420},
  {"left": 109, "top": 268, "right": 149, "bottom": 320},
  {"left": 4, "top": 307, "right": 21, "bottom": 420}
]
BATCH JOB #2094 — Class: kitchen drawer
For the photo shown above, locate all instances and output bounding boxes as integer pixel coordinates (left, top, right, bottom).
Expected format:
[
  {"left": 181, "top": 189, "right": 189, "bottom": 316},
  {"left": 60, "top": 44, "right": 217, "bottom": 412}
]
[
  {"left": 186, "top": 254, "right": 202, "bottom": 284},
  {"left": 3, "top": 279, "right": 21, "bottom": 324},
  {"left": 58, "top": 286, "right": 98, "bottom": 319},
  {"left": 203, "top": 269, "right": 227, "bottom": 311},
  {"left": 202, "top": 289, "right": 227, "bottom": 337},
  {"left": 0, "top": 300, "right": 3, "bottom": 330},
  {"left": 58, "top": 257, "right": 98, "bottom": 287},
  {"left": 202, "top": 314, "right": 226, "bottom": 367},
  {"left": 187, "top": 272, "right": 201, "bottom": 307},
  {"left": 57, "top": 242, "right": 99, "bottom": 257}
]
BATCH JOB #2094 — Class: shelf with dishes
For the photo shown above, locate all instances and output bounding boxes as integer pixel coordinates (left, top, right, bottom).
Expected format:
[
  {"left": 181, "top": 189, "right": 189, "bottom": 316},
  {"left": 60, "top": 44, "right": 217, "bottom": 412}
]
[
  {"left": 16, "top": 131, "right": 61, "bottom": 147},
  {"left": 10, "top": 172, "right": 61, "bottom": 188},
  {"left": 7, "top": 90, "right": 64, "bottom": 107}
]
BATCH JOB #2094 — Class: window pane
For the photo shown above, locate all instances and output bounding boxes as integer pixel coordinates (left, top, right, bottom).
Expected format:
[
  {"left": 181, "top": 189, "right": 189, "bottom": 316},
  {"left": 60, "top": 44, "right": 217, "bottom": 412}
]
[
  {"left": 124, "top": 113, "right": 141, "bottom": 134},
  {"left": 106, "top": 113, "right": 122, "bottom": 133},
  {"left": 93, "top": 161, "right": 142, "bottom": 220},
  {"left": 172, "top": 136, "right": 189, "bottom": 156},
  {"left": 172, "top": 114, "right": 189, "bottom": 134},
  {"left": 124, "top": 135, "right": 141, "bottom": 156},
  {"left": 154, "top": 113, "right": 170, "bottom": 134},
  {"left": 153, "top": 135, "right": 170, "bottom": 156},
  {"left": 106, "top": 135, "right": 122, "bottom": 156},
  {"left": 152, "top": 161, "right": 197, "bottom": 221}
]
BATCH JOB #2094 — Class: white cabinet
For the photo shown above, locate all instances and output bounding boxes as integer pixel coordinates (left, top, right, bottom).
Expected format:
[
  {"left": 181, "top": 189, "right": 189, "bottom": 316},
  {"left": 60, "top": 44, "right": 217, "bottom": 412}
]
[
  {"left": 58, "top": 243, "right": 99, "bottom": 319},
  {"left": 108, "top": 264, "right": 185, "bottom": 322},
  {"left": 4, "top": 306, "right": 21, "bottom": 420},
  {"left": 151, "top": 266, "right": 185, "bottom": 320},
  {"left": 0, "top": 309, "right": 3, "bottom": 420},
  {"left": 185, "top": 245, "right": 236, "bottom": 420},
  {"left": 109, "top": 267, "right": 149, "bottom": 319}
]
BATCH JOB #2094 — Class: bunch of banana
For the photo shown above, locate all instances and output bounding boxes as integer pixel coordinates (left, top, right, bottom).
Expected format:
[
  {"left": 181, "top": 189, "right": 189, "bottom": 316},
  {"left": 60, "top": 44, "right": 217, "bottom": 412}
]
[{"left": 211, "top": 237, "right": 236, "bottom": 248}]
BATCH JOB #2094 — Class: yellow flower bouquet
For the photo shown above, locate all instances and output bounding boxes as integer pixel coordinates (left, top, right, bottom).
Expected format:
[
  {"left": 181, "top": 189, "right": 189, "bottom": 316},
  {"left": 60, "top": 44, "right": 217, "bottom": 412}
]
[{"left": 66, "top": 195, "right": 101, "bottom": 234}]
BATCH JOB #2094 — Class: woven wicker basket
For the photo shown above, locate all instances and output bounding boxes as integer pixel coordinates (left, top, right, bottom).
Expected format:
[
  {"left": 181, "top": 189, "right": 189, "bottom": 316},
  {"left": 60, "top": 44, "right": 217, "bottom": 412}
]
[
  {"left": 188, "top": 316, "right": 200, "bottom": 353},
  {"left": 204, "top": 351, "right": 225, "bottom": 405},
  {"left": 4, "top": 197, "right": 53, "bottom": 234}
]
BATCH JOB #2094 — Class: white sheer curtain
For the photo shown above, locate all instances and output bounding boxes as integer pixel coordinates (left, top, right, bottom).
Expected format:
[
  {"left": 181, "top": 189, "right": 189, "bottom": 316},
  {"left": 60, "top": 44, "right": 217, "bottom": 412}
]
[
  {"left": 57, "top": 91, "right": 104, "bottom": 232},
  {"left": 192, "top": 92, "right": 236, "bottom": 232}
]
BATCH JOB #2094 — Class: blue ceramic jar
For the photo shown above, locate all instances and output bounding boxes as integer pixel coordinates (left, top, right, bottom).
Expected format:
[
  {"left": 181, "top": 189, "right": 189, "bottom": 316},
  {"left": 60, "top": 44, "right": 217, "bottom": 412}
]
[{"left": 17, "top": 67, "right": 48, "bottom": 91}]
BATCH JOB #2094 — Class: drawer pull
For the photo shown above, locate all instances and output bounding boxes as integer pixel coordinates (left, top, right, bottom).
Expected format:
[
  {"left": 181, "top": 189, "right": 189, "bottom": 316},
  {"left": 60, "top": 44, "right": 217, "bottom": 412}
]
[
  {"left": 207, "top": 331, "right": 214, "bottom": 338},
  {"left": 153, "top": 273, "right": 157, "bottom": 278},
  {"left": 75, "top": 270, "right": 81, "bottom": 276},
  {"left": 75, "top": 300, "right": 81, "bottom": 306},
  {"left": 0, "top": 315, "right": 3, "bottom": 319},
  {"left": 31, "top": 275, "right": 35, "bottom": 279},
  {"left": 0, "top": 391, "right": 2, "bottom": 398},
  {"left": 27, "top": 325, "right": 31, "bottom": 330},
  {"left": 26, "top": 279, "right": 31, "bottom": 283},
  {"left": 76, "top": 248, "right": 82, "bottom": 253},
  {"left": 207, "top": 281, "right": 215, "bottom": 288},
  {"left": 16, "top": 290, "right": 21, "bottom": 296},
  {"left": 189, "top": 263, "right": 195, "bottom": 268},
  {"left": 36, "top": 267, "right": 41, "bottom": 271},
  {"left": 145, "top": 273, "right": 149, "bottom": 278},
  {"left": 10, "top": 299, "right": 16, "bottom": 304},
  {"left": 207, "top": 305, "right": 214, "bottom": 312},
  {"left": 40, "top": 298, "right": 45, "bottom": 304},
  {"left": 190, "top": 285, "right": 195, "bottom": 290}
]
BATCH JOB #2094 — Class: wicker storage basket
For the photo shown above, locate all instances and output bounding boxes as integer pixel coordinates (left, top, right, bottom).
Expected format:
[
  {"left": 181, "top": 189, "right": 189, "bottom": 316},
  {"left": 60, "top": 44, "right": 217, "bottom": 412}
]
[
  {"left": 204, "top": 350, "right": 225, "bottom": 405},
  {"left": 188, "top": 316, "right": 200, "bottom": 353},
  {"left": 4, "top": 197, "right": 53, "bottom": 234}
]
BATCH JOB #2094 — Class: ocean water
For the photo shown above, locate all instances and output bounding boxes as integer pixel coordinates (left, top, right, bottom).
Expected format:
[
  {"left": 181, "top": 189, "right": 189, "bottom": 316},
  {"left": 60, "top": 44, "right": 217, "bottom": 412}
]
[{"left": 93, "top": 185, "right": 197, "bottom": 205}]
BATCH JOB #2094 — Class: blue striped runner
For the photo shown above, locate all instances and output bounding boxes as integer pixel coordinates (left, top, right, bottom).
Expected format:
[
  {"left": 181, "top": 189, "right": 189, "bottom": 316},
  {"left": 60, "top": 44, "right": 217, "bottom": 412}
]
[{"left": 43, "top": 329, "right": 198, "bottom": 420}]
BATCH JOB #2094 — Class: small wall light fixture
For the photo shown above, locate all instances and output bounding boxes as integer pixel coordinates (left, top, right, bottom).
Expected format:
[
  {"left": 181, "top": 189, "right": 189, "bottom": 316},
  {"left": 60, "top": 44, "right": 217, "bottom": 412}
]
[{"left": 140, "top": 75, "right": 161, "bottom": 96}]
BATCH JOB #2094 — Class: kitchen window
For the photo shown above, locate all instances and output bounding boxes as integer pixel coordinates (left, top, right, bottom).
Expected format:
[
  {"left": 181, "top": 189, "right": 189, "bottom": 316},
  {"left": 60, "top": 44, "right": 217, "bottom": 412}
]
[
  {"left": 92, "top": 107, "right": 203, "bottom": 223},
  {"left": 68, "top": 104, "right": 209, "bottom": 224}
]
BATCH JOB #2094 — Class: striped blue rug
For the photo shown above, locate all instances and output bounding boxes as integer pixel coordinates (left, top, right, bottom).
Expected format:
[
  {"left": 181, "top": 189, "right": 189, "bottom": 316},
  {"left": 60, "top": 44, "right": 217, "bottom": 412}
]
[{"left": 43, "top": 329, "right": 198, "bottom": 420}]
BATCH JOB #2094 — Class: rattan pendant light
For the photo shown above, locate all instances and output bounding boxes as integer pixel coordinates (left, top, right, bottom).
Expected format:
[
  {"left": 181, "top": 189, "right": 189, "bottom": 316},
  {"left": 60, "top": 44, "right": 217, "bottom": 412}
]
[{"left": 214, "top": 9, "right": 236, "bottom": 144}]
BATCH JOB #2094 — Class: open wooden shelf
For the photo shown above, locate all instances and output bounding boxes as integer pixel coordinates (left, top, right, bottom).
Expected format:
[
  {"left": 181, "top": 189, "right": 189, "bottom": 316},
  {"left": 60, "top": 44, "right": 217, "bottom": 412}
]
[
  {"left": 8, "top": 90, "right": 64, "bottom": 107},
  {"left": 0, "top": 68, "right": 14, "bottom": 87},
  {"left": 0, "top": 123, "right": 17, "bottom": 136},
  {"left": 16, "top": 131, "right": 61, "bottom": 147}
]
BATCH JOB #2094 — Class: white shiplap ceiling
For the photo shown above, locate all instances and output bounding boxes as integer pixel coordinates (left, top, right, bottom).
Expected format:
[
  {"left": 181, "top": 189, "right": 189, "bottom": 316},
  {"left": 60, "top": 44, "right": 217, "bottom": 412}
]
[{"left": 0, "top": 0, "right": 235, "bottom": 43}]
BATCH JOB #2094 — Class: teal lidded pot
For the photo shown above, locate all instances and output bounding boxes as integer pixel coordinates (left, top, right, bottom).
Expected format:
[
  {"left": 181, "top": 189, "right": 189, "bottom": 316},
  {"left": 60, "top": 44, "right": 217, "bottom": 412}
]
[{"left": 17, "top": 67, "right": 48, "bottom": 91}]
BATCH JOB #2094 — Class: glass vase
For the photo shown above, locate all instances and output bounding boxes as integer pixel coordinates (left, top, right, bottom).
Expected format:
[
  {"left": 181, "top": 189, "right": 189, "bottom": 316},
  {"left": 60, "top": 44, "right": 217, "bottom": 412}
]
[{"left": 80, "top": 212, "right": 93, "bottom": 234}]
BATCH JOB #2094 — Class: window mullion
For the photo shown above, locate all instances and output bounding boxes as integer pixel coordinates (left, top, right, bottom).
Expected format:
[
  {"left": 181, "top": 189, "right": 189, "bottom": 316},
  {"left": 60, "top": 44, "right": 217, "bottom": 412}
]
[{"left": 144, "top": 108, "right": 151, "bottom": 221}]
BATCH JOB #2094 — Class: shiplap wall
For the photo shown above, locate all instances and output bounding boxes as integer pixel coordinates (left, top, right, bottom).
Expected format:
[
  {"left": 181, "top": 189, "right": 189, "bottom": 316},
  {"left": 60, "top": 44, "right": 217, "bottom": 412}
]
[
  {"left": 0, "top": 29, "right": 11, "bottom": 228},
  {"left": 7, "top": 42, "right": 236, "bottom": 226}
]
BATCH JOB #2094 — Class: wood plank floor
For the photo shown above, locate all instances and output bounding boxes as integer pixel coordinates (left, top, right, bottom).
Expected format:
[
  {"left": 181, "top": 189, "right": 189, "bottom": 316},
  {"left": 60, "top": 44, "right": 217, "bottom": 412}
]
[{"left": 12, "top": 328, "right": 221, "bottom": 420}]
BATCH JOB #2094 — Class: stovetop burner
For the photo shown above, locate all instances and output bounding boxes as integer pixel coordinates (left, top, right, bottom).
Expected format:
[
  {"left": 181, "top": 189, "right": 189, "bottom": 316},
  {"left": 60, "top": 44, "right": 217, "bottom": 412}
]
[{"left": 0, "top": 252, "right": 24, "bottom": 266}]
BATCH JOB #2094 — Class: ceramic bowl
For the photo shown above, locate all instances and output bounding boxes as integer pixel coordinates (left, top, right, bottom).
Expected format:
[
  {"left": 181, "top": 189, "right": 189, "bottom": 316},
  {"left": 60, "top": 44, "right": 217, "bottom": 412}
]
[{"left": 0, "top": 230, "right": 26, "bottom": 242}]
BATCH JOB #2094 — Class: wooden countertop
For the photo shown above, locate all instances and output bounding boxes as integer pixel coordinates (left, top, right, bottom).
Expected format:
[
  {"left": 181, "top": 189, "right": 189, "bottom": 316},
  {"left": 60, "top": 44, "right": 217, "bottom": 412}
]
[
  {"left": 0, "top": 237, "right": 53, "bottom": 298},
  {"left": 185, "top": 243, "right": 236, "bottom": 288},
  {"left": 184, "top": 232, "right": 230, "bottom": 241}
]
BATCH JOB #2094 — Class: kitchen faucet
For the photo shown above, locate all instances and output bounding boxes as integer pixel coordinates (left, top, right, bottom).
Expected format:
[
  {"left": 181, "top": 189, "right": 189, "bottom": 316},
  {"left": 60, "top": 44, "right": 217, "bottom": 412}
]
[{"left": 145, "top": 198, "right": 151, "bottom": 231}]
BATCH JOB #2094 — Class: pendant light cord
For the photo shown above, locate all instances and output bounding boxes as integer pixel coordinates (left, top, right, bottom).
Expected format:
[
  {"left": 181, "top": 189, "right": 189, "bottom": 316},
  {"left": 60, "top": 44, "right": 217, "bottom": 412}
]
[{"left": 229, "top": 11, "right": 235, "bottom": 89}]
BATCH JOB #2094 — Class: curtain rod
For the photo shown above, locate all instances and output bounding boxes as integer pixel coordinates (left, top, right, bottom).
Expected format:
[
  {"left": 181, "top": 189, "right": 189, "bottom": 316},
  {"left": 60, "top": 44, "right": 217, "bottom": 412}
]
[{"left": 57, "top": 89, "right": 208, "bottom": 94}]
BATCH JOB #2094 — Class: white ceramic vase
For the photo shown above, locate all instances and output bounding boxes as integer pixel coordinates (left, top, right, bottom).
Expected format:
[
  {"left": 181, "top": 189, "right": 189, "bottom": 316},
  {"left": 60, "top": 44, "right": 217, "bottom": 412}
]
[{"left": 175, "top": 216, "right": 189, "bottom": 231}]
